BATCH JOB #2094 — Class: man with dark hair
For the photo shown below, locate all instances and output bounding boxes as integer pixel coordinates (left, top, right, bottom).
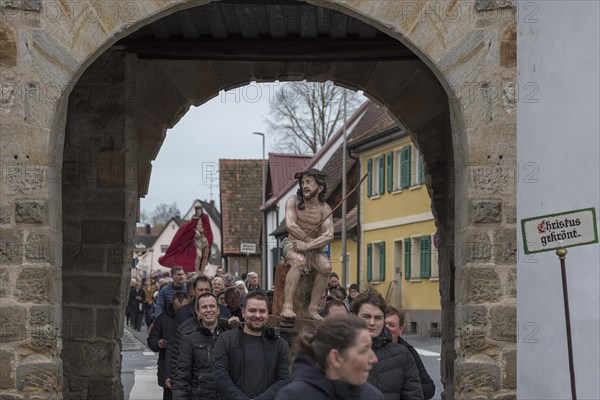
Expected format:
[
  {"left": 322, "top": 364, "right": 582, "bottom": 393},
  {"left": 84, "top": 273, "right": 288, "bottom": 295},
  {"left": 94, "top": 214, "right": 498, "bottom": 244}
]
[
  {"left": 281, "top": 168, "right": 333, "bottom": 321},
  {"left": 167, "top": 275, "right": 232, "bottom": 388},
  {"left": 155, "top": 266, "right": 187, "bottom": 317},
  {"left": 323, "top": 299, "right": 348, "bottom": 317},
  {"left": 214, "top": 291, "right": 290, "bottom": 400},
  {"left": 147, "top": 291, "right": 191, "bottom": 400},
  {"left": 224, "top": 287, "right": 243, "bottom": 321},
  {"left": 171, "top": 292, "right": 229, "bottom": 400},
  {"left": 386, "top": 306, "right": 436, "bottom": 400},
  {"left": 351, "top": 290, "right": 423, "bottom": 400}
]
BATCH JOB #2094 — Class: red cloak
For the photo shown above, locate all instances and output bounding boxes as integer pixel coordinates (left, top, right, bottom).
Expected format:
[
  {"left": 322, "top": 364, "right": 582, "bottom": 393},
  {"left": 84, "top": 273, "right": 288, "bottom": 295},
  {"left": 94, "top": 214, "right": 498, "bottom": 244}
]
[{"left": 158, "top": 214, "right": 213, "bottom": 272}]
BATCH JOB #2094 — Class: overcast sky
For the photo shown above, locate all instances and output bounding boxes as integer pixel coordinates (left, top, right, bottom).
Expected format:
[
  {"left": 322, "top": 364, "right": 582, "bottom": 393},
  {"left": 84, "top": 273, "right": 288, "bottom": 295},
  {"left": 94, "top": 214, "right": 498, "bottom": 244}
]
[{"left": 140, "top": 83, "right": 274, "bottom": 217}]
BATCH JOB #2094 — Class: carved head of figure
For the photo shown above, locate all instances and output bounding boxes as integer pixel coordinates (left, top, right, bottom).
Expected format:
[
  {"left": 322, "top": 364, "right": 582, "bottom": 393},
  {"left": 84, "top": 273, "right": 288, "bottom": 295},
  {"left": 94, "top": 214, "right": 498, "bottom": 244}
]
[
  {"left": 193, "top": 204, "right": 204, "bottom": 219},
  {"left": 294, "top": 168, "right": 327, "bottom": 210}
]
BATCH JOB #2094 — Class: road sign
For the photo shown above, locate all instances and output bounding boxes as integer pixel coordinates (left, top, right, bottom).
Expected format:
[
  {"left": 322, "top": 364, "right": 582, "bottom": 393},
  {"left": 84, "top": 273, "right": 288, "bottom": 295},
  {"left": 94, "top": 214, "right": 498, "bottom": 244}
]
[
  {"left": 240, "top": 243, "right": 257, "bottom": 254},
  {"left": 521, "top": 207, "right": 598, "bottom": 254}
]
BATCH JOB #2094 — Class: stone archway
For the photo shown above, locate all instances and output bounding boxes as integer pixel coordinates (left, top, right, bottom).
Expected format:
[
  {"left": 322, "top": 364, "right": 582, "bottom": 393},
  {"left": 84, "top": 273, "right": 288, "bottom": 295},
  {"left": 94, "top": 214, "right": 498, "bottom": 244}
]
[{"left": 1, "top": 1, "right": 516, "bottom": 399}]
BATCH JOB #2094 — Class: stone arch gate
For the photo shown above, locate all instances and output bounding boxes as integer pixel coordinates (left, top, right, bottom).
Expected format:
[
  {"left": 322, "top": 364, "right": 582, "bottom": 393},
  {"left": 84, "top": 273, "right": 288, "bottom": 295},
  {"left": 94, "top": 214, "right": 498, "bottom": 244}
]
[{"left": 0, "top": 1, "right": 517, "bottom": 398}]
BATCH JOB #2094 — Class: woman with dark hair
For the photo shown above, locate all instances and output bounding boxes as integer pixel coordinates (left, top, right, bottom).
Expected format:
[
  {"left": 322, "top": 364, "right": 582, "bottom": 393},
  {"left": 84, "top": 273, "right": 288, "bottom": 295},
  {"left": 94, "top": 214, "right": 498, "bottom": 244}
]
[{"left": 276, "top": 314, "right": 383, "bottom": 400}]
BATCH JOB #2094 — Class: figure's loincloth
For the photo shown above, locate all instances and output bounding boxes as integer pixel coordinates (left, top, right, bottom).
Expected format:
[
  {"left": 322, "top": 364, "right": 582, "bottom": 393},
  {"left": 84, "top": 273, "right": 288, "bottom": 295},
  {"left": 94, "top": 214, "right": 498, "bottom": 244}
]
[{"left": 282, "top": 238, "right": 325, "bottom": 275}]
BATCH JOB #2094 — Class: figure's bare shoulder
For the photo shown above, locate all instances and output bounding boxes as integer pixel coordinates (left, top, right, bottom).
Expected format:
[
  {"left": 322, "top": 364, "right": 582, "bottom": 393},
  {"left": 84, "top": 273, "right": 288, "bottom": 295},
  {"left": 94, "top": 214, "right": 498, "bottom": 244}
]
[
  {"left": 286, "top": 195, "right": 298, "bottom": 208},
  {"left": 322, "top": 202, "right": 333, "bottom": 217}
]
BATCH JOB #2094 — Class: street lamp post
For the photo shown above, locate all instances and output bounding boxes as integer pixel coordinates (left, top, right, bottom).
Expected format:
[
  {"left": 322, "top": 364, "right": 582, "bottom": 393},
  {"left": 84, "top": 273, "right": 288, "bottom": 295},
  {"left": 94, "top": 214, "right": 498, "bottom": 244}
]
[{"left": 253, "top": 132, "right": 267, "bottom": 289}]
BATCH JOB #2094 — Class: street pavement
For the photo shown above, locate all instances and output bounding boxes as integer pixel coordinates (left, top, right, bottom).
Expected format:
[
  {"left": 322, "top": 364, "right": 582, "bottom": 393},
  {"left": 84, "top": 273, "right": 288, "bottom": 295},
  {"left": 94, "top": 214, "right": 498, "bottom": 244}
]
[
  {"left": 122, "top": 324, "right": 162, "bottom": 400},
  {"left": 121, "top": 322, "right": 444, "bottom": 400}
]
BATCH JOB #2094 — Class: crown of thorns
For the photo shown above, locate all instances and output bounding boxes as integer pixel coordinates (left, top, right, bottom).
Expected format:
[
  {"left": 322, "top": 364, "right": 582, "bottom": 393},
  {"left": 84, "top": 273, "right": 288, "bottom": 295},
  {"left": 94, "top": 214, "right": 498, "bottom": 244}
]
[{"left": 294, "top": 169, "right": 327, "bottom": 180}]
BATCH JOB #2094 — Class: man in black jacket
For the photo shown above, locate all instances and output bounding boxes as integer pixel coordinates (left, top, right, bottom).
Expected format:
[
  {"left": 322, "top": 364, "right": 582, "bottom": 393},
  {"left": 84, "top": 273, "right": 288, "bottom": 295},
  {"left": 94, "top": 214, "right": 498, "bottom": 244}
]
[
  {"left": 386, "top": 306, "right": 436, "bottom": 400},
  {"left": 171, "top": 292, "right": 229, "bottom": 400},
  {"left": 351, "top": 290, "right": 423, "bottom": 400},
  {"left": 213, "top": 291, "right": 290, "bottom": 400},
  {"left": 147, "top": 291, "right": 191, "bottom": 400}
]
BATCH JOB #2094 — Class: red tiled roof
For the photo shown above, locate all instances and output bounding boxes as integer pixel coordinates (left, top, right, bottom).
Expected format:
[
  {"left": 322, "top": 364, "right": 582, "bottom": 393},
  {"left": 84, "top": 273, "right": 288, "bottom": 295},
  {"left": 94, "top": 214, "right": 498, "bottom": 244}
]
[
  {"left": 262, "top": 100, "right": 371, "bottom": 210},
  {"left": 347, "top": 101, "right": 399, "bottom": 145},
  {"left": 219, "top": 159, "right": 266, "bottom": 255},
  {"left": 267, "top": 153, "right": 312, "bottom": 199}
]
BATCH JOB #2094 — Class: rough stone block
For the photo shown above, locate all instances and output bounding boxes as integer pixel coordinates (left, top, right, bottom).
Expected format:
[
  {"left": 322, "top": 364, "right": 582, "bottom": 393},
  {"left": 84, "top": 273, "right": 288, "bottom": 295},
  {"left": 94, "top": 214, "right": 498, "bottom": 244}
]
[
  {"left": 462, "top": 305, "right": 488, "bottom": 326},
  {"left": 0, "top": 267, "right": 9, "bottom": 297},
  {"left": 464, "top": 267, "right": 502, "bottom": 304},
  {"left": 500, "top": 25, "right": 516, "bottom": 68},
  {"left": 62, "top": 340, "right": 119, "bottom": 377},
  {"left": 468, "top": 232, "right": 492, "bottom": 262},
  {"left": 472, "top": 200, "right": 502, "bottom": 223},
  {"left": 62, "top": 307, "right": 94, "bottom": 340},
  {"left": 489, "top": 304, "right": 516, "bottom": 342},
  {"left": 24, "top": 231, "right": 49, "bottom": 263},
  {"left": 81, "top": 220, "right": 125, "bottom": 244},
  {"left": 106, "top": 247, "right": 127, "bottom": 274},
  {"left": 89, "top": 377, "right": 122, "bottom": 400},
  {"left": 461, "top": 325, "right": 488, "bottom": 355},
  {"left": 493, "top": 228, "right": 516, "bottom": 264},
  {"left": 16, "top": 363, "right": 61, "bottom": 393},
  {"left": 0, "top": 203, "right": 12, "bottom": 223},
  {"left": 456, "top": 361, "right": 500, "bottom": 393},
  {"left": 15, "top": 267, "right": 54, "bottom": 303},
  {"left": 0, "top": 23, "right": 17, "bottom": 68},
  {"left": 0, "top": 304, "right": 27, "bottom": 341},
  {"left": 29, "top": 305, "right": 58, "bottom": 325},
  {"left": 504, "top": 202, "right": 516, "bottom": 224},
  {"left": 15, "top": 200, "right": 46, "bottom": 223},
  {"left": 96, "top": 152, "right": 125, "bottom": 188},
  {"left": 0, "top": 349, "right": 15, "bottom": 389},
  {"left": 469, "top": 164, "right": 514, "bottom": 196},
  {"left": 74, "top": 245, "right": 105, "bottom": 273},
  {"left": 96, "top": 309, "right": 119, "bottom": 340},
  {"left": 506, "top": 267, "right": 516, "bottom": 298},
  {"left": 28, "top": 323, "right": 59, "bottom": 353},
  {"left": 501, "top": 349, "right": 516, "bottom": 389},
  {"left": 475, "top": 0, "right": 515, "bottom": 12},
  {"left": 63, "top": 275, "right": 122, "bottom": 306},
  {"left": 0, "top": 227, "right": 23, "bottom": 264}
]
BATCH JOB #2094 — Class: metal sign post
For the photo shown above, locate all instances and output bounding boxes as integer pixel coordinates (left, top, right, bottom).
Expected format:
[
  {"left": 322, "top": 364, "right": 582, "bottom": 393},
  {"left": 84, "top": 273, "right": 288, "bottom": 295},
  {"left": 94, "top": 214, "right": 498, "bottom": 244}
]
[
  {"left": 556, "top": 246, "right": 576, "bottom": 400},
  {"left": 521, "top": 207, "right": 598, "bottom": 400}
]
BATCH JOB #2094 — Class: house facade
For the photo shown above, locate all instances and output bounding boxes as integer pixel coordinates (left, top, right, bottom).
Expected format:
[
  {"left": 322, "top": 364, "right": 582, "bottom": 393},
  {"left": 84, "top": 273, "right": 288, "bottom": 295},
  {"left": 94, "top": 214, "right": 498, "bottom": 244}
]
[{"left": 348, "top": 102, "right": 441, "bottom": 334}]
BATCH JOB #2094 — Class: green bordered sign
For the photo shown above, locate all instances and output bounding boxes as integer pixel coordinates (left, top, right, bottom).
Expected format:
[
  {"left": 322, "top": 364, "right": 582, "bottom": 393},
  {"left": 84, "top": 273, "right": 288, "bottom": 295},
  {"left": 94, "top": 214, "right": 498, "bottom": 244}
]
[{"left": 521, "top": 207, "right": 598, "bottom": 254}]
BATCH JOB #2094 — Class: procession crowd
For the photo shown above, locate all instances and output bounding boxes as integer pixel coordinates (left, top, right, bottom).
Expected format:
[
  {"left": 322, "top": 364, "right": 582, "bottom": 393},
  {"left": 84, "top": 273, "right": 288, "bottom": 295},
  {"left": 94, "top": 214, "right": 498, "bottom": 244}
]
[{"left": 126, "top": 266, "right": 435, "bottom": 400}]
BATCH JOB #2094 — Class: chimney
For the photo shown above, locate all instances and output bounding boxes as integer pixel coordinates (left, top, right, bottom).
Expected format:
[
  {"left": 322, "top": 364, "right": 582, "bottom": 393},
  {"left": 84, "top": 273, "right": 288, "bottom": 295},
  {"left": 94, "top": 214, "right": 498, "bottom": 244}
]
[
  {"left": 210, "top": 200, "right": 215, "bottom": 208},
  {"left": 145, "top": 224, "right": 151, "bottom": 234}
]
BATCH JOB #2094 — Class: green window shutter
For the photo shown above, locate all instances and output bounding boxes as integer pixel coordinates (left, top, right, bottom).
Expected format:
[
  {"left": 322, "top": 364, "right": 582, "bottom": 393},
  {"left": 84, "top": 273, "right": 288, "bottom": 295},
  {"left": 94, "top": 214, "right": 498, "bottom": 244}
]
[
  {"left": 420, "top": 236, "right": 431, "bottom": 278},
  {"left": 367, "top": 159, "right": 372, "bottom": 198},
  {"left": 367, "top": 243, "right": 373, "bottom": 281},
  {"left": 378, "top": 155, "right": 385, "bottom": 194},
  {"left": 401, "top": 146, "right": 411, "bottom": 188},
  {"left": 379, "top": 242, "right": 386, "bottom": 281},
  {"left": 387, "top": 152, "right": 393, "bottom": 192},
  {"left": 418, "top": 152, "right": 425, "bottom": 184},
  {"left": 404, "top": 239, "right": 411, "bottom": 280}
]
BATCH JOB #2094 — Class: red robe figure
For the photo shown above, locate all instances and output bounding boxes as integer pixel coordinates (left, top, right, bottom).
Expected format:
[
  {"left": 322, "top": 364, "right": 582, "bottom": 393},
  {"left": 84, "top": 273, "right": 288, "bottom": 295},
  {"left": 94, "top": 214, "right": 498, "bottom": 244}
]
[{"left": 158, "top": 205, "right": 213, "bottom": 274}]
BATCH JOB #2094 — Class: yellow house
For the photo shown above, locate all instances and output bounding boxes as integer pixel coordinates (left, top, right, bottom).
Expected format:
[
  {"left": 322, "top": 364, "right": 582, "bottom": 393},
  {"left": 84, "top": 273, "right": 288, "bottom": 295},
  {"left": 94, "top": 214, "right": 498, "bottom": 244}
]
[{"left": 348, "top": 102, "right": 441, "bottom": 334}]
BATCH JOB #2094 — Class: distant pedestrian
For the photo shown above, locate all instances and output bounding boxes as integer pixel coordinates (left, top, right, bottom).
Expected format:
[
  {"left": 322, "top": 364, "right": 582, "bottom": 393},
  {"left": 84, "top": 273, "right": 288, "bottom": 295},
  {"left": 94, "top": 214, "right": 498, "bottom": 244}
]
[
  {"left": 386, "top": 306, "right": 435, "bottom": 400},
  {"left": 131, "top": 281, "right": 145, "bottom": 331},
  {"left": 147, "top": 291, "right": 191, "bottom": 400},
  {"left": 276, "top": 314, "right": 383, "bottom": 400},
  {"left": 343, "top": 283, "right": 360, "bottom": 310},
  {"left": 154, "top": 267, "right": 187, "bottom": 317}
]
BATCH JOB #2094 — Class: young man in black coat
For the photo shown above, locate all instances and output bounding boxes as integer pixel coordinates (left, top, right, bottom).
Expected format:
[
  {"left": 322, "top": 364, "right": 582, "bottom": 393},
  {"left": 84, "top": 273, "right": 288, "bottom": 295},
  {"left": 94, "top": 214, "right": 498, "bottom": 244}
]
[
  {"left": 351, "top": 290, "right": 423, "bottom": 400},
  {"left": 147, "top": 291, "right": 191, "bottom": 400},
  {"left": 213, "top": 291, "right": 290, "bottom": 400},
  {"left": 386, "top": 306, "right": 436, "bottom": 400},
  {"left": 171, "top": 292, "right": 230, "bottom": 400}
]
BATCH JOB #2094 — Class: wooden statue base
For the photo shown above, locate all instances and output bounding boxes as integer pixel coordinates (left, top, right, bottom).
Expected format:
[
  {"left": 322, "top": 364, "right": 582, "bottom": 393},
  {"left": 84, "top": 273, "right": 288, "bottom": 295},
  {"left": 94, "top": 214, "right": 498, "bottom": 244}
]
[
  {"left": 267, "top": 315, "right": 319, "bottom": 344},
  {"left": 272, "top": 259, "right": 318, "bottom": 319}
]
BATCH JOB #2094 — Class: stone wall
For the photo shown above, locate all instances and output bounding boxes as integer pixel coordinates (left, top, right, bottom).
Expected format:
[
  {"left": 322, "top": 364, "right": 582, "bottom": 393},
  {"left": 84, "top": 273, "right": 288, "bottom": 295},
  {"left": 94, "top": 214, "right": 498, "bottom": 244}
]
[{"left": 0, "top": 0, "right": 517, "bottom": 399}]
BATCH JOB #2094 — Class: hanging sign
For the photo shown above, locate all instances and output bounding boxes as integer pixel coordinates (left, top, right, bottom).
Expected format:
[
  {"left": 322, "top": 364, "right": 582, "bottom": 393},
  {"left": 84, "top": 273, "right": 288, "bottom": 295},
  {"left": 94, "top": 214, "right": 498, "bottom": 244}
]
[
  {"left": 521, "top": 207, "right": 598, "bottom": 254},
  {"left": 240, "top": 243, "right": 257, "bottom": 254}
]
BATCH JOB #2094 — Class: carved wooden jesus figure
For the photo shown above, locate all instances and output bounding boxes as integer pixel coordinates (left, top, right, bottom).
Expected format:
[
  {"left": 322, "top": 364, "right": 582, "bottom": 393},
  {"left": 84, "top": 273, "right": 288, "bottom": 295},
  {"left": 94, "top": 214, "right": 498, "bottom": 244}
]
[{"left": 281, "top": 168, "right": 333, "bottom": 321}]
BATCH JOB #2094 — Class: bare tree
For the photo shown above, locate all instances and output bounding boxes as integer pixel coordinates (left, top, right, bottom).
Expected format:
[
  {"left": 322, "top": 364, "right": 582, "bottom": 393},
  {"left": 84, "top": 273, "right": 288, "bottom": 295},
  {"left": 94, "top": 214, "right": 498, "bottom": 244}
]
[
  {"left": 266, "top": 81, "right": 364, "bottom": 154},
  {"left": 140, "top": 202, "right": 180, "bottom": 229}
]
